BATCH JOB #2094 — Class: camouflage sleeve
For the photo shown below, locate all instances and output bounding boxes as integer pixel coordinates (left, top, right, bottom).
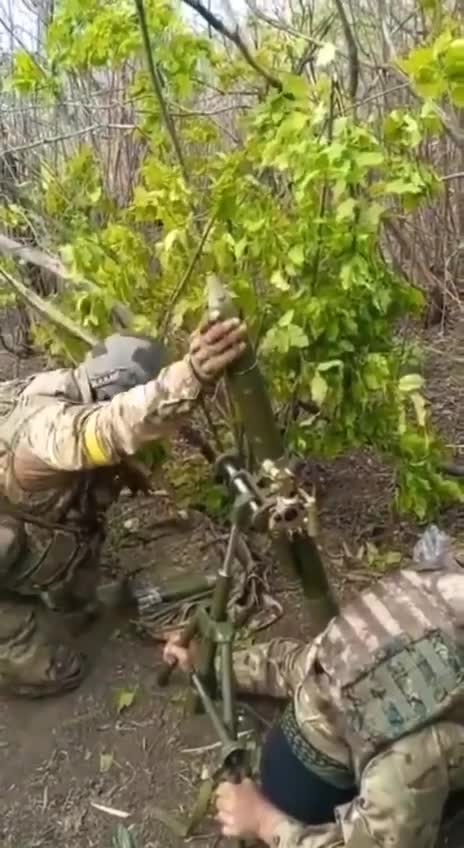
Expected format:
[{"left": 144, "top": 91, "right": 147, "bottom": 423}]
[
  {"left": 228, "top": 639, "right": 310, "bottom": 699},
  {"left": 18, "top": 357, "right": 201, "bottom": 473},
  {"left": 268, "top": 724, "right": 448, "bottom": 848}
]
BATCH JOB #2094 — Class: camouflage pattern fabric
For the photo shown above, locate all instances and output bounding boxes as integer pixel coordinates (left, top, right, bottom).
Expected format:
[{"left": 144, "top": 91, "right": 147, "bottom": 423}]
[
  {"left": 6, "top": 357, "right": 200, "bottom": 490},
  {"left": 269, "top": 722, "right": 455, "bottom": 847},
  {"left": 0, "top": 357, "right": 202, "bottom": 692},
  {"left": 231, "top": 636, "right": 352, "bottom": 773},
  {"left": 0, "top": 358, "right": 201, "bottom": 592},
  {"left": 315, "top": 568, "right": 464, "bottom": 772},
  {"left": 228, "top": 567, "right": 464, "bottom": 848}
]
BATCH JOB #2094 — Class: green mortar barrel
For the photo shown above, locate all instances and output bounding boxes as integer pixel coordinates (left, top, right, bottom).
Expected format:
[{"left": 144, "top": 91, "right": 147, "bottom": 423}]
[{"left": 207, "top": 274, "right": 338, "bottom": 634}]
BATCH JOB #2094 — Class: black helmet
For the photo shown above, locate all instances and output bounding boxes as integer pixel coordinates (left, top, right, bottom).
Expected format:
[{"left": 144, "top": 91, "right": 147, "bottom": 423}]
[{"left": 83, "top": 333, "right": 169, "bottom": 401}]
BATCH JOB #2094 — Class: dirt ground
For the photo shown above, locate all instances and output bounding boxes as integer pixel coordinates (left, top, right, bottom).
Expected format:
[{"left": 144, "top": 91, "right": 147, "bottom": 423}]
[{"left": 0, "top": 317, "right": 464, "bottom": 848}]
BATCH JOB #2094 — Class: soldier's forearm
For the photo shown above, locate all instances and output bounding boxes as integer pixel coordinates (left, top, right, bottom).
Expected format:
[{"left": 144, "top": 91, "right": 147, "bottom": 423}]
[
  {"left": 19, "top": 358, "right": 202, "bottom": 475},
  {"left": 219, "top": 639, "right": 309, "bottom": 699},
  {"left": 81, "top": 357, "right": 202, "bottom": 465}
]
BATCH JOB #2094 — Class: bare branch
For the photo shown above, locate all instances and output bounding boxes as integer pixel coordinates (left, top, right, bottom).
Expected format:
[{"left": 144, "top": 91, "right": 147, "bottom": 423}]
[
  {"left": 160, "top": 216, "right": 216, "bottom": 339},
  {"left": 245, "top": 4, "right": 327, "bottom": 49},
  {"left": 0, "top": 267, "right": 97, "bottom": 347},
  {"left": 0, "top": 232, "right": 67, "bottom": 283},
  {"left": 384, "top": 217, "right": 438, "bottom": 292},
  {"left": 180, "top": 0, "right": 282, "bottom": 90},
  {"left": 441, "top": 172, "right": 464, "bottom": 183},
  {"left": 133, "top": 0, "right": 191, "bottom": 185},
  {"left": 1, "top": 124, "right": 137, "bottom": 156},
  {"left": 332, "top": 0, "right": 359, "bottom": 102},
  {"left": 0, "top": 232, "right": 139, "bottom": 333}
]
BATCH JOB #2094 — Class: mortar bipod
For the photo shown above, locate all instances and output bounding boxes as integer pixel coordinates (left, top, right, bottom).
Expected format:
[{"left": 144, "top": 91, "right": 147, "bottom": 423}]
[{"left": 156, "top": 485, "right": 252, "bottom": 695}]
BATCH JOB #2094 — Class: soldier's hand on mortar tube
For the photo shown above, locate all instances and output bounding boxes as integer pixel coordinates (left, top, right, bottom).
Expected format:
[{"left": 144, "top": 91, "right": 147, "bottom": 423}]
[
  {"left": 189, "top": 315, "right": 246, "bottom": 383},
  {"left": 163, "top": 631, "right": 196, "bottom": 673},
  {"left": 216, "top": 780, "right": 284, "bottom": 842}
]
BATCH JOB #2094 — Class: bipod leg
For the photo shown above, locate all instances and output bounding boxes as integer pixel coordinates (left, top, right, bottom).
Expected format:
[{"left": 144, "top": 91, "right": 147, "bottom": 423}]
[
  {"left": 190, "top": 672, "right": 247, "bottom": 848},
  {"left": 219, "top": 634, "right": 248, "bottom": 848},
  {"left": 220, "top": 636, "right": 236, "bottom": 739},
  {"left": 186, "top": 521, "right": 240, "bottom": 714}
]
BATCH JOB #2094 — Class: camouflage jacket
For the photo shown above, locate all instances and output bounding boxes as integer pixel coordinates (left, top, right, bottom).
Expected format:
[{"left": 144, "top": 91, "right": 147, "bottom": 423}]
[
  {"left": 0, "top": 356, "right": 201, "bottom": 508},
  {"left": 0, "top": 357, "right": 201, "bottom": 605},
  {"left": 231, "top": 568, "right": 464, "bottom": 848}
]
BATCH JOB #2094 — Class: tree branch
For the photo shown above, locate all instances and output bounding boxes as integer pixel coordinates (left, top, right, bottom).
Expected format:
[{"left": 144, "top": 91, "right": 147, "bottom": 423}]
[
  {"left": 0, "top": 232, "right": 133, "bottom": 333},
  {"left": 332, "top": 0, "right": 359, "bottom": 102},
  {"left": 0, "top": 232, "right": 67, "bottom": 284},
  {"left": 384, "top": 218, "right": 437, "bottom": 293},
  {"left": 133, "top": 0, "right": 190, "bottom": 186},
  {"left": 441, "top": 172, "right": 464, "bottom": 183},
  {"left": 159, "top": 216, "right": 216, "bottom": 339},
  {"left": 0, "top": 267, "right": 97, "bottom": 347},
  {"left": 180, "top": 0, "right": 282, "bottom": 90},
  {"left": 0, "top": 124, "right": 136, "bottom": 157}
]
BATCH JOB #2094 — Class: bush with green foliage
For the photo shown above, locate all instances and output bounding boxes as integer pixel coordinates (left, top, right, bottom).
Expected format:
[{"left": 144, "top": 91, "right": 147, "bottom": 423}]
[{"left": 4, "top": 0, "right": 464, "bottom": 517}]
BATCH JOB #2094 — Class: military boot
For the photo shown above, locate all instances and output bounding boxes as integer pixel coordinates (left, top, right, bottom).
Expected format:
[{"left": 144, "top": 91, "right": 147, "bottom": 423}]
[{"left": 0, "top": 602, "right": 86, "bottom": 698}]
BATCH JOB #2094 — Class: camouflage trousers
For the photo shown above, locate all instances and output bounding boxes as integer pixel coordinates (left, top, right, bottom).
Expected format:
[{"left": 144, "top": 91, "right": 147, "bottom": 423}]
[{"left": 0, "top": 516, "right": 99, "bottom": 697}]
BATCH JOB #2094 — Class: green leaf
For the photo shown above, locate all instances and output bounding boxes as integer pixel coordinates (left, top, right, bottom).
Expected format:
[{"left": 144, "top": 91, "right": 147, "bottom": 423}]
[
  {"left": 362, "top": 202, "right": 384, "bottom": 231},
  {"left": 11, "top": 50, "right": 47, "bottom": 94},
  {"left": 163, "top": 229, "right": 180, "bottom": 252},
  {"left": 336, "top": 198, "right": 356, "bottom": 222},
  {"left": 270, "top": 270, "right": 290, "bottom": 291},
  {"left": 398, "top": 46, "right": 435, "bottom": 76},
  {"left": 185, "top": 777, "right": 215, "bottom": 835},
  {"left": 282, "top": 74, "right": 311, "bottom": 99},
  {"left": 420, "top": 101, "right": 443, "bottom": 133},
  {"left": 384, "top": 550, "right": 402, "bottom": 566},
  {"left": 333, "top": 179, "right": 348, "bottom": 202},
  {"left": 311, "top": 372, "right": 328, "bottom": 406},
  {"left": 288, "top": 111, "right": 309, "bottom": 132},
  {"left": 100, "top": 752, "right": 114, "bottom": 773},
  {"left": 151, "top": 807, "right": 189, "bottom": 838},
  {"left": 443, "top": 39, "right": 464, "bottom": 81},
  {"left": 318, "top": 360, "right": 343, "bottom": 372},
  {"left": 411, "top": 391, "right": 427, "bottom": 427},
  {"left": 114, "top": 688, "right": 137, "bottom": 714},
  {"left": 288, "top": 245, "right": 305, "bottom": 266},
  {"left": 356, "top": 151, "right": 384, "bottom": 168},
  {"left": 234, "top": 237, "right": 248, "bottom": 260},
  {"left": 246, "top": 218, "right": 265, "bottom": 233},
  {"left": 385, "top": 178, "right": 419, "bottom": 196},
  {"left": 450, "top": 83, "right": 464, "bottom": 106},
  {"left": 340, "top": 262, "right": 354, "bottom": 289},
  {"left": 89, "top": 186, "right": 102, "bottom": 204},
  {"left": 416, "top": 67, "right": 447, "bottom": 98},
  {"left": 279, "top": 309, "right": 294, "bottom": 327},
  {"left": 383, "top": 111, "right": 402, "bottom": 141},
  {"left": 112, "top": 824, "right": 138, "bottom": 848},
  {"left": 316, "top": 42, "right": 336, "bottom": 67},
  {"left": 399, "top": 374, "right": 424, "bottom": 393},
  {"left": 288, "top": 324, "right": 309, "bottom": 348},
  {"left": 432, "top": 31, "right": 454, "bottom": 60}
]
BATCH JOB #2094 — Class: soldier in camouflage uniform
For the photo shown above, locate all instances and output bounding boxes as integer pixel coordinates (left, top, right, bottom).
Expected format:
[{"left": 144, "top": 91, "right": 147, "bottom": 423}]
[
  {"left": 0, "top": 315, "right": 246, "bottom": 697},
  {"left": 165, "top": 562, "right": 464, "bottom": 848}
]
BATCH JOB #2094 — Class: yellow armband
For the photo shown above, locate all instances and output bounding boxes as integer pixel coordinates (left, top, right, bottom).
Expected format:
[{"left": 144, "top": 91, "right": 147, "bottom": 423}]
[{"left": 82, "top": 417, "right": 111, "bottom": 465}]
